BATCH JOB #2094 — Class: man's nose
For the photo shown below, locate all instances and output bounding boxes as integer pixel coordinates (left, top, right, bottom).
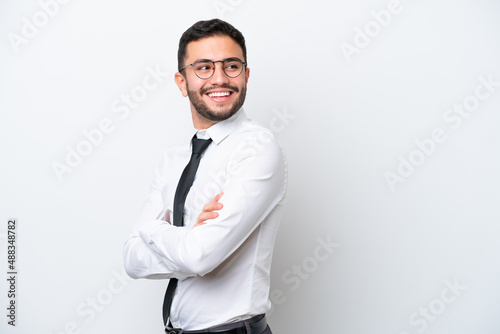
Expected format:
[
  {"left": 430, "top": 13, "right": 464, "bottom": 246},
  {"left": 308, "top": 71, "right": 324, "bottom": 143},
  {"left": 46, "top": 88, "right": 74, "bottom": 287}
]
[{"left": 209, "top": 61, "right": 229, "bottom": 85}]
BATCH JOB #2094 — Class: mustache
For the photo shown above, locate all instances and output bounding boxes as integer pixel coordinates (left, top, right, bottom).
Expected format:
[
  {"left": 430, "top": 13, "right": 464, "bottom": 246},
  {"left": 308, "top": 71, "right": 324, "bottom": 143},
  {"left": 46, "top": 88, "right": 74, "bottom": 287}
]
[{"left": 200, "top": 84, "right": 239, "bottom": 95}]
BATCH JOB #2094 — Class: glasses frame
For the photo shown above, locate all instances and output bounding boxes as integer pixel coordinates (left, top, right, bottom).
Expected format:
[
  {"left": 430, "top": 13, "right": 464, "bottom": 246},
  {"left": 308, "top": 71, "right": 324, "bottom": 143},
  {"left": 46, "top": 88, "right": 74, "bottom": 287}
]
[{"left": 179, "top": 57, "right": 247, "bottom": 80}]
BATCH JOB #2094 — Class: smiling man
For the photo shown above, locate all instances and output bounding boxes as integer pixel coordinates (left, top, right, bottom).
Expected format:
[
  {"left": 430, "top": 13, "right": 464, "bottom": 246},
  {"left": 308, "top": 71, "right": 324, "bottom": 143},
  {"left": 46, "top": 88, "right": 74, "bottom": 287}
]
[{"left": 123, "top": 19, "right": 287, "bottom": 334}]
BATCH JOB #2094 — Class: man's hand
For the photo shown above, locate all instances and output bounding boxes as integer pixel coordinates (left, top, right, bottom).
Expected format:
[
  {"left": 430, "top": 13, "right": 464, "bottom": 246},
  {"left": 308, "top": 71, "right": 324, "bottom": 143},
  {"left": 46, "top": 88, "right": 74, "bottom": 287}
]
[{"left": 193, "top": 192, "right": 224, "bottom": 228}]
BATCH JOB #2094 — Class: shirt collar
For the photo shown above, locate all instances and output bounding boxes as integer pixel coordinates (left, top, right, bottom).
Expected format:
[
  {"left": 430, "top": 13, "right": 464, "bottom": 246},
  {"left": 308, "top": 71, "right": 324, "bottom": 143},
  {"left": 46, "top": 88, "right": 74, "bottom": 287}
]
[{"left": 194, "top": 108, "right": 247, "bottom": 145}]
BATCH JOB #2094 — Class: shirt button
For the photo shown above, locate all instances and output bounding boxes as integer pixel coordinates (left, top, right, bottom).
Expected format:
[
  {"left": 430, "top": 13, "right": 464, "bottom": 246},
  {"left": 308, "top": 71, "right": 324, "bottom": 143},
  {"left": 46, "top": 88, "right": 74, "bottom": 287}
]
[
  {"left": 174, "top": 288, "right": 178, "bottom": 295},
  {"left": 174, "top": 322, "right": 180, "bottom": 327}
]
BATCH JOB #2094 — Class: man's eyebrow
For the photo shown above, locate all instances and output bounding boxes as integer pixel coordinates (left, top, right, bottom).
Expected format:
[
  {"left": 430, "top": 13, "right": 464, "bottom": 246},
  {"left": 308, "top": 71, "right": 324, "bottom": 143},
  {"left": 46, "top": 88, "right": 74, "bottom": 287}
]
[
  {"left": 193, "top": 57, "right": 243, "bottom": 63},
  {"left": 222, "top": 57, "right": 243, "bottom": 62}
]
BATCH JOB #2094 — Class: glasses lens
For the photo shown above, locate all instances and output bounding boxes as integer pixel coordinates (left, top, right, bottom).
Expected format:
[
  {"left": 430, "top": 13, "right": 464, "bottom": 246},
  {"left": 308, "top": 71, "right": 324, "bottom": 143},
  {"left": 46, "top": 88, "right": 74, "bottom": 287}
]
[
  {"left": 192, "top": 59, "right": 245, "bottom": 79},
  {"left": 194, "top": 61, "right": 215, "bottom": 79},
  {"left": 223, "top": 59, "right": 244, "bottom": 78}
]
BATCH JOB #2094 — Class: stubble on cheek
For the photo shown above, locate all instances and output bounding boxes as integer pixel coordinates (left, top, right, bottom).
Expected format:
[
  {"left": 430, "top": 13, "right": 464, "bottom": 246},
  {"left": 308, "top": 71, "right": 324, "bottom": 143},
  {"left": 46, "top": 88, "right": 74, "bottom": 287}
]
[{"left": 186, "top": 81, "right": 247, "bottom": 122}]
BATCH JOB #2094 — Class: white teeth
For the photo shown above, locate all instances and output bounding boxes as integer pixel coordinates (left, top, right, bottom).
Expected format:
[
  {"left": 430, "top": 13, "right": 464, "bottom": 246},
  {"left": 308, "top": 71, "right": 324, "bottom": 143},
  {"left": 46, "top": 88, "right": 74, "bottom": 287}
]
[{"left": 208, "top": 91, "right": 231, "bottom": 97}]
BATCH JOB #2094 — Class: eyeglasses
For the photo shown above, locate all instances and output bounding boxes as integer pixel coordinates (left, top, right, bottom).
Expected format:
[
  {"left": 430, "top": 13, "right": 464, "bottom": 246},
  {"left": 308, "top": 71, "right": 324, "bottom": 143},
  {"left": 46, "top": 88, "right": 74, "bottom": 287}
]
[{"left": 179, "top": 58, "right": 247, "bottom": 80}]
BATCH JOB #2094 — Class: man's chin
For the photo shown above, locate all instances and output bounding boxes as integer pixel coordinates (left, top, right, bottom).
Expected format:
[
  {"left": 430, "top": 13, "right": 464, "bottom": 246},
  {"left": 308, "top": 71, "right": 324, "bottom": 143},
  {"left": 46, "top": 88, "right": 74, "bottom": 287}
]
[
  {"left": 188, "top": 87, "right": 246, "bottom": 123},
  {"left": 198, "top": 107, "right": 238, "bottom": 122}
]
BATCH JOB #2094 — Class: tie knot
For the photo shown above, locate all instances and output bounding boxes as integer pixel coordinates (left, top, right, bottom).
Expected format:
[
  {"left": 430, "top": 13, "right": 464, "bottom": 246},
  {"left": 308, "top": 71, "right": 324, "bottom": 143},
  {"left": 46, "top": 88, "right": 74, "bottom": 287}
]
[{"left": 191, "top": 136, "right": 212, "bottom": 155}]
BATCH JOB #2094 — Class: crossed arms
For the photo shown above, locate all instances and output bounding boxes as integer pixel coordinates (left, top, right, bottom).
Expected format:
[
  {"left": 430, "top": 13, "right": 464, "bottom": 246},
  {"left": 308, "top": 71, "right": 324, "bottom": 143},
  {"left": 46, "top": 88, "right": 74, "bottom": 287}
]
[{"left": 123, "top": 136, "right": 286, "bottom": 280}]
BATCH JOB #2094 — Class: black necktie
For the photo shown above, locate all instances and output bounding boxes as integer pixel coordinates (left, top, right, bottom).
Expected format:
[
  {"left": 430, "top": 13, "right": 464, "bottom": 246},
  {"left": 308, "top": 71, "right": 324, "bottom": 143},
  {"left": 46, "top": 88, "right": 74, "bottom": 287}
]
[{"left": 163, "top": 135, "right": 212, "bottom": 326}]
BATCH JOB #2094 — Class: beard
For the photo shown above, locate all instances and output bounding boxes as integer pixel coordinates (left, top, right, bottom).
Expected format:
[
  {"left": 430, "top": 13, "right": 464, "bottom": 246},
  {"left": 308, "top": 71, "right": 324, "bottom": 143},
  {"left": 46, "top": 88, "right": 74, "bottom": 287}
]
[{"left": 187, "top": 82, "right": 247, "bottom": 122}]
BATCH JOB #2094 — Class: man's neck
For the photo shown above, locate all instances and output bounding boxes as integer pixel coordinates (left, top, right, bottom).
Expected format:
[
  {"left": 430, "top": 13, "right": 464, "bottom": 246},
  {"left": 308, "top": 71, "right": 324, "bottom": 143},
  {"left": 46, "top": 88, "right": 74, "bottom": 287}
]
[{"left": 191, "top": 108, "right": 218, "bottom": 130}]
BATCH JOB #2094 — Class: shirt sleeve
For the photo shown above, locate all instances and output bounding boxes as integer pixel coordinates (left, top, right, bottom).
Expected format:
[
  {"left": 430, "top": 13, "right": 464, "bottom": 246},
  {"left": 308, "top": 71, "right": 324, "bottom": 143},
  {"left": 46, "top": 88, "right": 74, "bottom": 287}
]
[
  {"left": 137, "top": 133, "right": 287, "bottom": 277},
  {"left": 123, "top": 153, "right": 194, "bottom": 281}
]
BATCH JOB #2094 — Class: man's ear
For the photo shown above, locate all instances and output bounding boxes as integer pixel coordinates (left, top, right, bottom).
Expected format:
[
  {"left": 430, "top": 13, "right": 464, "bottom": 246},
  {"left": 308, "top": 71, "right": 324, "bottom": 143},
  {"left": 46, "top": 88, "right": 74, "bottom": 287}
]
[
  {"left": 174, "top": 72, "right": 188, "bottom": 97},
  {"left": 245, "top": 67, "right": 250, "bottom": 84}
]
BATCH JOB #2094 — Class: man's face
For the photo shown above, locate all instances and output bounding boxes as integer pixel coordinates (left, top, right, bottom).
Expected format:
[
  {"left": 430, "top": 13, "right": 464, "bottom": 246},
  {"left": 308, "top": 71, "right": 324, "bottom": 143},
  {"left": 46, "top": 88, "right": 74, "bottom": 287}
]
[{"left": 175, "top": 36, "right": 250, "bottom": 127}]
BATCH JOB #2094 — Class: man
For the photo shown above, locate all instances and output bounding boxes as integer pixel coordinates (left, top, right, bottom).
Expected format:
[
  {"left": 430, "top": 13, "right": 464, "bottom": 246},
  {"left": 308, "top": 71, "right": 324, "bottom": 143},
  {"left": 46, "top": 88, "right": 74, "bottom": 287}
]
[{"left": 123, "top": 19, "right": 286, "bottom": 334}]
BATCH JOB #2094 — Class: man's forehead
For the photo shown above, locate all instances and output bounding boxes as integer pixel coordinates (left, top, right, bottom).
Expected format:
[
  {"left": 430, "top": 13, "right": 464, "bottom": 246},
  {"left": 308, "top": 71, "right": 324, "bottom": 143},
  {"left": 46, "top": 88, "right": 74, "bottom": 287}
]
[{"left": 185, "top": 35, "right": 244, "bottom": 62}]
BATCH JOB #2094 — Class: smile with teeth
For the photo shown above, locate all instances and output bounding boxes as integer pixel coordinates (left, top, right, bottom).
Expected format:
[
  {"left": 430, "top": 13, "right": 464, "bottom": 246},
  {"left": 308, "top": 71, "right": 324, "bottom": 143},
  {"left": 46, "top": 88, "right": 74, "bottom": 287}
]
[{"left": 208, "top": 91, "right": 232, "bottom": 97}]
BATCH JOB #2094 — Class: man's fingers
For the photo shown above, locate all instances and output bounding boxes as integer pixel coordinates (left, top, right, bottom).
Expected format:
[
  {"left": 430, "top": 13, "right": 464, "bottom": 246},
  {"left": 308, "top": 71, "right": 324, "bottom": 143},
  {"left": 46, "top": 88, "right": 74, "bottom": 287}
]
[
  {"left": 193, "top": 192, "right": 224, "bottom": 228},
  {"left": 193, "top": 221, "right": 206, "bottom": 228},
  {"left": 213, "top": 192, "right": 224, "bottom": 203},
  {"left": 203, "top": 202, "right": 222, "bottom": 213},
  {"left": 193, "top": 211, "right": 219, "bottom": 228},
  {"left": 200, "top": 212, "right": 219, "bottom": 220},
  {"left": 203, "top": 193, "right": 224, "bottom": 212}
]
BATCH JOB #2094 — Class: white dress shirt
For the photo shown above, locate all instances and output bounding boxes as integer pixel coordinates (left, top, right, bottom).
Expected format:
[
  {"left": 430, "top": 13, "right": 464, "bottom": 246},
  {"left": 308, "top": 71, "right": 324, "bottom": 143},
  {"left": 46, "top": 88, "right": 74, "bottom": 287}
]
[{"left": 123, "top": 109, "right": 287, "bottom": 330}]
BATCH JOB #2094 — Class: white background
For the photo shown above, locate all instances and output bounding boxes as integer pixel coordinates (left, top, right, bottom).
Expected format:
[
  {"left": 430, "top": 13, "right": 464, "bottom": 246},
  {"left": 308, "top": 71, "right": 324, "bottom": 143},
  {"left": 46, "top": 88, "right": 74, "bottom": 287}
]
[{"left": 1, "top": 0, "right": 500, "bottom": 333}]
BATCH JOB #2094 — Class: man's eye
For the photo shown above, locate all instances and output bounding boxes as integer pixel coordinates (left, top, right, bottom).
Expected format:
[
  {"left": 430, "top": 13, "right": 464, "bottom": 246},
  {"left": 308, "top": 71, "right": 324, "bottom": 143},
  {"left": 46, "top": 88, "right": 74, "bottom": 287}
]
[
  {"left": 196, "top": 64, "right": 213, "bottom": 71},
  {"left": 225, "top": 62, "right": 241, "bottom": 70}
]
